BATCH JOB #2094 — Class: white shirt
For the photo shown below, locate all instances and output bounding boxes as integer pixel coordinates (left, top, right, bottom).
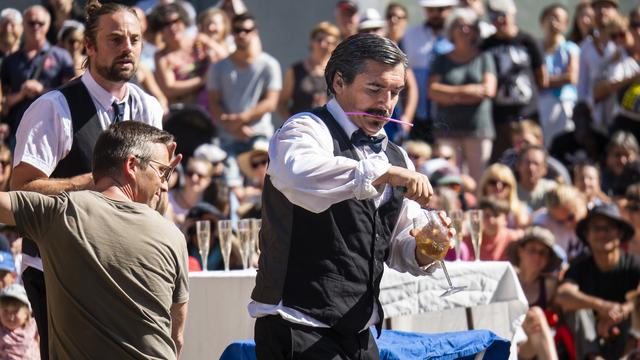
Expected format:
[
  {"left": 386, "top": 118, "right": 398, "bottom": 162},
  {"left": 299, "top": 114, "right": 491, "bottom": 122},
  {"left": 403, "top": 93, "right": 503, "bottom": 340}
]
[
  {"left": 577, "top": 36, "right": 616, "bottom": 127},
  {"left": 248, "top": 99, "right": 435, "bottom": 328},
  {"left": 13, "top": 71, "right": 164, "bottom": 271}
]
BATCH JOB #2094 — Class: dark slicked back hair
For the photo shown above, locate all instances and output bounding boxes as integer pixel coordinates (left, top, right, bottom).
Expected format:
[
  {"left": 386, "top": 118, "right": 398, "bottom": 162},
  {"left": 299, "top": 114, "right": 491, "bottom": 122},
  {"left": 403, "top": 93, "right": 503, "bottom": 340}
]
[
  {"left": 324, "top": 33, "right": 407, "bottom": 95},
  {"left": 93, "top": 122, "right": 174, "bottom": 181},
  {"left": 83, "top": 0, "right": 138, "bottom": 70}
]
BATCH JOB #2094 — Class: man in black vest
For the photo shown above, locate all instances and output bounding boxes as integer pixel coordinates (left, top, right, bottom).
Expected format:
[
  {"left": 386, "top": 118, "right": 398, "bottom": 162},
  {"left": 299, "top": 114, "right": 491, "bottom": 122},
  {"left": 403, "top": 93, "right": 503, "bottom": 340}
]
[
  {"left": 250, "top": 33, "right": 452, "bottom": 360},
  {"left": 9, "top": 1, "right": 163, "bottom": 358}
]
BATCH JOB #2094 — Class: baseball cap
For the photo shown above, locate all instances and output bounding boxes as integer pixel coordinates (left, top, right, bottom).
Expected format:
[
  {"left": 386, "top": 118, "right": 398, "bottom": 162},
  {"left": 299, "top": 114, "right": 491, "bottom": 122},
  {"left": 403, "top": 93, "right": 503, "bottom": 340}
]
[
  {"left": 0, "top": 284, "right": 31, "bottom": 311},
  {"left": 0, "top": 251, "right": 15, "bottom": 273},
  {"left": 336, "top": 0, "right": 358, "bottom": 14}
]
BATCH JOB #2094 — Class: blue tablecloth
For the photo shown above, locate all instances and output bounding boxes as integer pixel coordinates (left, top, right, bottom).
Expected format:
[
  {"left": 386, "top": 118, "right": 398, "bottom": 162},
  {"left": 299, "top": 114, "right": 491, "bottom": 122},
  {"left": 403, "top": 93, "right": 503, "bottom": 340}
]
[{"left": 219, "top": 328, "right": 510, "bottom": 360}]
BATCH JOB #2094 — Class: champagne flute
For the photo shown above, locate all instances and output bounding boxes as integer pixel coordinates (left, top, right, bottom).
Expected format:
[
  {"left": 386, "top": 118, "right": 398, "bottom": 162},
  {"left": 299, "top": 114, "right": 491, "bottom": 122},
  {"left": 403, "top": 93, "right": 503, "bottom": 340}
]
[
  {"left": 250, "top": 218, "right": 262, "bottom": 261},
  {"left": 196, "top": 220, "right": 210, "bottom": 272},
  {"left": 217, "top": 220, "right": 233, "bottom": 272},
  {"left": 467, "top": 209, "right": 483, "bottom": 262},
  {"left": 450, "top": 210, "right": 465, "bottom": 261},
  {"left": 238, "top": 219, "right": 252, "bottom": 270},
  {"left": 414, "top": 210, "right": 466, "bottom": 297}
]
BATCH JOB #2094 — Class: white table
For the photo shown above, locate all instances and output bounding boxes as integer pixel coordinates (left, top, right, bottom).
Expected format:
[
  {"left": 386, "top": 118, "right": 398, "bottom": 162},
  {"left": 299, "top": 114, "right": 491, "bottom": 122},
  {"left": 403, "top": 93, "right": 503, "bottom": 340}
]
[{"left": 182, "top": 262, "right": 528, "bottom": 360}]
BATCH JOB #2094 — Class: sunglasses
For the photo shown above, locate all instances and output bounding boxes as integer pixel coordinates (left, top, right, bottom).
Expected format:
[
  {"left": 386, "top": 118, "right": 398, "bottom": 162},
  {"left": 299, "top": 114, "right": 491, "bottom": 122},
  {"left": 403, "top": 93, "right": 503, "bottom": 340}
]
[
  {"left": 232, "top": 26, "right": 255, "bottom": 35},
  {"left": 28, "top": 20, "right": 46, "bottom": 28},
  {"left": 487, "top": 179, "right": 509, "bottom": 187},
  {"left": 146, "top": 158, "right": 174, "bottom": 183},
  {"left": 250, "top": 158, "right": 268, "bottom": 169}
]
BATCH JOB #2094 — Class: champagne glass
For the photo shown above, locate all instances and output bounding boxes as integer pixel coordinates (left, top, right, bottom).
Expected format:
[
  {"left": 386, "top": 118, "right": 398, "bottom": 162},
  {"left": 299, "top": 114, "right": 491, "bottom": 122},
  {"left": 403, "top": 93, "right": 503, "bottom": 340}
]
[
  {"left": 467, "top": 209, "right": 483, "bottom": 262},
  {"left": 450, "top": 210, "right": 465, "bottom": 261},
  {"left": 250, "top": 218, "right": 262, "bottom": 261},
  {"left": 196, "top": 220, "right": 210, "bottom": 272},
  {"left": 414, "top": 210, "right": 466, "bottom": 297},
  {"left": 217, "top": 220, "right": 233, "bottom": 272},
  {"left": 238, "top": 219, "right": 252, "bottom": 269}
]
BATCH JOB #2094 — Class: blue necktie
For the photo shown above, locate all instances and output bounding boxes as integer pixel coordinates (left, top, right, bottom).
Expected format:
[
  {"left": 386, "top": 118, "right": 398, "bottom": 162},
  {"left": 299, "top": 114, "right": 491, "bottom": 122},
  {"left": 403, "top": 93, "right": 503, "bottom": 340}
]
[
  {"left": 112, "top": 101, "right": 125, "bottom": 123},
  {"left": 350, "top": 129, "right": 385, "bottom": 154}
]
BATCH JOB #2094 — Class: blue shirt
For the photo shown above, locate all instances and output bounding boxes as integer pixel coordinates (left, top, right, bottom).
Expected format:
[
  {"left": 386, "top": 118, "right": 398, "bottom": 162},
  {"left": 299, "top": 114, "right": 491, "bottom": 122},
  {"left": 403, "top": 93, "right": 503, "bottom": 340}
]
[{"left": 542, "top": 40, "right": 579, "bottom": 102}]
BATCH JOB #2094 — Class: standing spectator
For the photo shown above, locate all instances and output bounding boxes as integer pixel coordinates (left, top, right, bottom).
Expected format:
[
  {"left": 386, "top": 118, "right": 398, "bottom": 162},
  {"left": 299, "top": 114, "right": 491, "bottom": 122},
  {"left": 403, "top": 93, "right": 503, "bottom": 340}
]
[
  {"left": 555, "top": 203, "right": 639, "bottom": 360},
  {"left": 593, "top": 16, "right": 640, "bottom": 131},
  {"left": 609, "top": 7, "right": 640, "bottom": 142},
  {"left": 0, "top": 9, "right": 23, "bottom": 60},
  {"left": 465, "top": 197, "right": 523, "bottom": 261},
  {"left": 168, "top": 157, "right": 213, "bottom": 226},
  {"left": 577, "top": 0, "right": 619, "bottom": 128},
  {"left": 533, "top": 184, "right": 588, "bottom": 262},
  {"left": 334, "top": 0, "right": 359, "bottom": 40},
  {"left": 538, "top": 4, "right": 579, "bottom": 148},
  {"left": 57, "top": 20, "right": 85, "bottom": 78},
  {"left": 0, "top": 284, "right": 39, "bottom": 360},
  {"left": 568, "top": 1, "right": 594, "bottom": 45},
  {"left": 459, "top": 0, "right": 495, "bottom": 39},
  {"left": 0, "top": 5, "right": 74, "bottom": 147},
  {"left": 429, "top": 7, "right": 496, "bottom": 182},
  {"left": 506, "top": 227, "right": 562, "bottom": 360},
  {"left": 404, "top": 140, "right": 432, "bottom": 172},
  {"left": 601, "top": 131, "right": 639, "bottom": 196},
  {"left": 516, "top": 145, "right": 557, "bottom": 212},
  {"left": 195, "top": 8, "right": 231, "bottom": 64},
  {"left": 385, "top": 3, "right": 408, "bottom": 45},
  {"left": 43, "top": 0, "right": 84, "bottom": 46},
  {"left": 481, "top": 0, "right": 547, "bottom": 162},
  {"left": 478, "top": 163, "right": 530, "bottom": 228},
  {"left": 573, "top": 163, "right": 610, "bottom": 208},
  {"left": 207, "top": 13, "right": 281, "bottom": 187},
  {"left": 5, "top": 121, "right": 188, "bottom": 359},
  {"left": 277, "top": 22, "right": 339, "bottom": 119},
  {"left": 400, "top": 0, "right": 456, "bottom": 144},
  {"left": 10, "top": 2, "right": 164, "bottom": 357},
  {"left": 215, "top": 0, "right": 247, "bottom": 20},
  {"left": 152, "top": 3, "right": 208, "bottom": 108}
]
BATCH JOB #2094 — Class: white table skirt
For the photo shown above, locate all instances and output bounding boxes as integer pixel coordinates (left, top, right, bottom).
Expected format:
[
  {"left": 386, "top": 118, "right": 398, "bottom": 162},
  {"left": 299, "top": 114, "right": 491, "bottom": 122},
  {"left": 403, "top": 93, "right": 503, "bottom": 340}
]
[{"left": 181, "top": 262, "right": 528, "bottom": 360}]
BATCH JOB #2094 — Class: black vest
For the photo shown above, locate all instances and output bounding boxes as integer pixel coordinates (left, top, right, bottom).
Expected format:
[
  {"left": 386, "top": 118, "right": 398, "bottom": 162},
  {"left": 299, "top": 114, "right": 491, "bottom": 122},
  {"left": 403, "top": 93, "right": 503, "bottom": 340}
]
[
  {"left": 22, "top": 78, "right": 101, "bottom": 258},
  {"left": 252, "top": 106, "right": 406, "bottom": 335}
]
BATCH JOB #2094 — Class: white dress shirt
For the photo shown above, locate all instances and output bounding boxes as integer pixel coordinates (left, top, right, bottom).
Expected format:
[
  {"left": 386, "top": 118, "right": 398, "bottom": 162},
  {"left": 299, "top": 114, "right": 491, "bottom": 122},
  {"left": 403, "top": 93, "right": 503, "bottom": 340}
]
[
  {"left": 248, "top": 99, "right": 435, "bottom": 328},
  {"left": 13, "top": 71, "right": 164, "bottom": 271}
]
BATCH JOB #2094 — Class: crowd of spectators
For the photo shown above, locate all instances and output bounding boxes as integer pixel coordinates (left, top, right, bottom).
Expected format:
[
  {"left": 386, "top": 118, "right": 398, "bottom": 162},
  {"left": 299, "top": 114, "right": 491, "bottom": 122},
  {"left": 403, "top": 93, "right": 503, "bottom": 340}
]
[{"left": 0, "top": 0, "right": 640, "bottom": 358}]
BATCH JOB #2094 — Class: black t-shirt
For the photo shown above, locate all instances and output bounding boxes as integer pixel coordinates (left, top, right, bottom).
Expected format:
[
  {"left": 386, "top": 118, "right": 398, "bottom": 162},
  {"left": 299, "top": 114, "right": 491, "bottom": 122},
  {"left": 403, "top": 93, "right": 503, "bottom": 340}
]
[
  {"left": 549, "top": 129, "right": 608, "bottom": 169},
  {"left": 564, "top": 252, "right": 640, "bottom": 303},
  {"left": 481, "top": 31, "right": 543, "bottom": 123}
]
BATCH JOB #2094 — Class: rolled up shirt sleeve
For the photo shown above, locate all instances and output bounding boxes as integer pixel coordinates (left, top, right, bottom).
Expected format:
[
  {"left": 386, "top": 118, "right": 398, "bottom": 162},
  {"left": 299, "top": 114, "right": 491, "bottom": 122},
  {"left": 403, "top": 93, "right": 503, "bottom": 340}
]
[{"left": 267, "top": 113, "right": 391, "bottom": 214}]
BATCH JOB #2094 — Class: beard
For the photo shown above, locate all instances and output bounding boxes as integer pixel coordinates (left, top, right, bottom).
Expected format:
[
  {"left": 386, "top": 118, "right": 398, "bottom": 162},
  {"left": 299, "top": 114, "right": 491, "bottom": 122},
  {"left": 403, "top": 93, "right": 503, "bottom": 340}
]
[
  {"left": 0, "top": 30, "right": 18, "bottom": 49},
  {"left": 95, "top": 56, "right": 137, "bottom": 82}
]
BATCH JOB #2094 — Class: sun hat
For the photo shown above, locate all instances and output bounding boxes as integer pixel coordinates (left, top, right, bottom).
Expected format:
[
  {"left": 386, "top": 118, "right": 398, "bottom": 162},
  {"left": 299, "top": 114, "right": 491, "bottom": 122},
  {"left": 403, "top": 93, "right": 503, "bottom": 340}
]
[
  {"left": 418, "top": 0, "right": 459, "bottom": 8},
  {"left": 506, "top": 226, "right": 563, "bottom": 273},
  {"left": 237, "top": 137, "right": 269, "bottom": 179},
  {"left": 358, "top": 8, "right": 386, "bottom": 31},
  {"left": 193, "top": 143, "right": 227, "bottom": 164},
  {"left": 576, "top": 203, "right": 635, "bottom": 243},
  {"left": 0, "top": 284, "right": 31, "bottom": 311}
]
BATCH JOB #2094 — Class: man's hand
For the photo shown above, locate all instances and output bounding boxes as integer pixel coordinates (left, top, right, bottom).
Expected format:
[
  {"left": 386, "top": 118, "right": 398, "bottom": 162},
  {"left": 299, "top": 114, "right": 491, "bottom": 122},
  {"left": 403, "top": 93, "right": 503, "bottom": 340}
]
[
  {"left": 374, "top": 166, "right": 433, "bottom": 207},
  {"left": 21, "top": 80, "right": 44, "bottom": 98}
]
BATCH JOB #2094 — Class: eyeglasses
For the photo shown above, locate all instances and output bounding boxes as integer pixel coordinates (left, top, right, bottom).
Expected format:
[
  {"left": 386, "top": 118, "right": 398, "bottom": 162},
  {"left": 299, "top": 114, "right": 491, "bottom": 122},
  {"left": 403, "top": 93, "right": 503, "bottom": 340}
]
[
  {"left": 250, "top": 158, "right": 268, "bottom": 169},
  {"left": 232, "top": 26, "right": 255, "bottom": 35},
  {"left": 28, "top": 20, "right": 46, "bottom": 28},
  {"left": 386, "top": 13, "right": 407, "bottom": 21},
  {"left": 140, "top": 157, "right": 173, "bottom": 183},
  {"left": 487, "top": 179, "right": 509, "bottom": 187}
]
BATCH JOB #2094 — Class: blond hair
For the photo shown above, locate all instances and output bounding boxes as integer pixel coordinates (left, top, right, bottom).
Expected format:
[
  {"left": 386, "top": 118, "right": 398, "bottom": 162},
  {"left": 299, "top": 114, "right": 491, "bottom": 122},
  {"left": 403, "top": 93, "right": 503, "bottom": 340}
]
[
  {"left": 310, "top": 21, "right": 340, "bottom": 40},
  {"left": 511, "top": 119, "right": 543, "bottom": 145},
  {"left": 479, "top": 163, "right": 520, "bottom": 212},
  {"left": 404, "top": 140, "right": 432, "bottom": 159},
  {"left": 544, "top": 184, "right": 585, "bottom": 210}
]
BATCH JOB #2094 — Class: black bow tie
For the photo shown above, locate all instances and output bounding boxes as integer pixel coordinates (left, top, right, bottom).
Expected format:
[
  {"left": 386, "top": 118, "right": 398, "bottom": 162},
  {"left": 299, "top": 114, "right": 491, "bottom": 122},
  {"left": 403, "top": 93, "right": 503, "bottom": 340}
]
[
  {"left": 112, "top": 101, "right": 125, "bottom": 123},
  {"left": 350, "top": 129, "right": 385, "bottom": 154}
]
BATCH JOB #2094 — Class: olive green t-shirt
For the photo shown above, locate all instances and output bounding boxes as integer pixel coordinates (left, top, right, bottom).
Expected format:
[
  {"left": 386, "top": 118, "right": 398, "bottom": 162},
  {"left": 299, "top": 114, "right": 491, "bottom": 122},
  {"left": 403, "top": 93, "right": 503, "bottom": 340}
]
[{"left": 11, "top": 191, "right": 189, "bottom": 360}]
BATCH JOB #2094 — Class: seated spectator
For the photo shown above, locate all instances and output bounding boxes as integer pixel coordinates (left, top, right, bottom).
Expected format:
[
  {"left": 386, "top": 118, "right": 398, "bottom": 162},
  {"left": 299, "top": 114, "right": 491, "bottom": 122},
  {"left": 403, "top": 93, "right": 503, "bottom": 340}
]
[
  {"left": 555, "top": 203, "right": 639, "bottom": 360},
  {"left": 465, "top": 197, "right": 523, "bottom": 261},
  {"left": 0, "top": 284, "right": 39, "bottom": 360},
  {"left": 236, "top": 137, "right": 268, "bottom": 219},
  {"left": 573, "top": 162, "right": 610, "bottom": 208},
  {"left": 403, "top": 140, "right": 432, "bottom": 171},
  {"left": 622, "top": 183, "right": 640, "bottom": 256},
  {"left": 277, "top": 22, "right": 338, "bottom": 120},
  {"left": 183, "top": 202, "right": 242, "bottom": 271},
  {"left": 431, "top": 142, "right": 477, "bottom": 193},
  {"left": 516, "top": 145, "right": 558, "bottom": 211},
  {"left": 0, "top": 9, "right": 23, "bottom": 60},
  {"left": 478, "top": 163, "right": 530, "bottom": 228},
  {"left": 501, "top": 119, "right": 571, "bottom": 184},
  {"left": 168, "top": 156, "right": 214, "bottom": 226},
  {"left": 152, "top": 3, "right": 208, "bottom": 108},
  {"left": 601, "top": 131, "right": 638, "bottom": 196},
  {"left": 430, "top": 163, "right": 477, "bottom": 210},
  {"left": 550, "top": 102, "right": 609, "bottom": 169},
  {"left": 506, "top": 226, "right": 562, "bottom": 360},
  {"left": 533, "top": 184, "right": 588, "bottom": 262},
  {"left": 0, "top": 251, "right": 15, "bottom": 289}
]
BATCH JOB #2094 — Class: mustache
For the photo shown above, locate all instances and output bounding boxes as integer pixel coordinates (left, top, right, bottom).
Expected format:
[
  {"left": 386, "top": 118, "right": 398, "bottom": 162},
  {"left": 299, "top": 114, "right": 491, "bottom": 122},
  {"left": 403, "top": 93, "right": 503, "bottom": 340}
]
[
  {"left": 365, "top": 108, "right": 390, "bottom": 118},
  {"left": 115, "top": 54, "right": 135, "bottom": 62}
]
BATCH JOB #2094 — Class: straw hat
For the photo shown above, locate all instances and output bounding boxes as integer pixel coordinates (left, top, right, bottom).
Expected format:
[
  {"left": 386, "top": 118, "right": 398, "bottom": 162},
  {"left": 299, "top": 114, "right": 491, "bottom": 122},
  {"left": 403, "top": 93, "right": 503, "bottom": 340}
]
[{"left": 506, "top": 226, "right": 563, "bottom": 273}]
